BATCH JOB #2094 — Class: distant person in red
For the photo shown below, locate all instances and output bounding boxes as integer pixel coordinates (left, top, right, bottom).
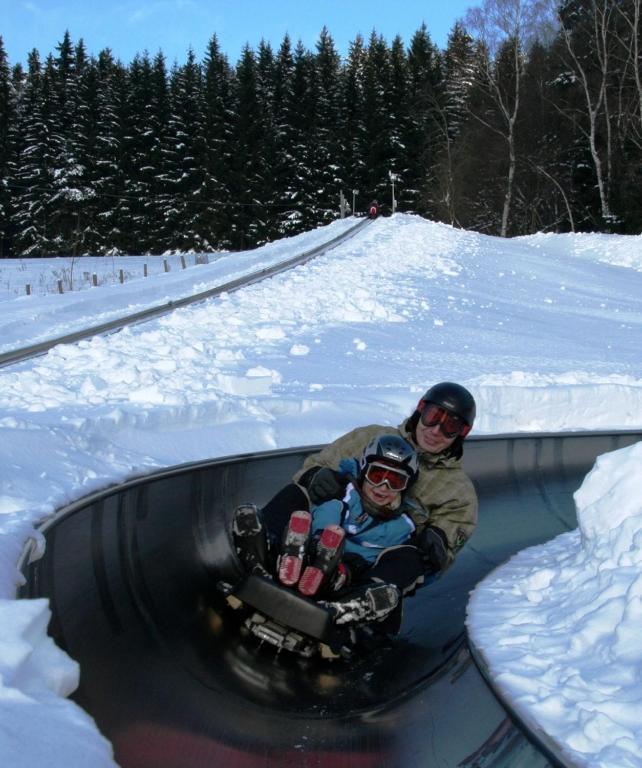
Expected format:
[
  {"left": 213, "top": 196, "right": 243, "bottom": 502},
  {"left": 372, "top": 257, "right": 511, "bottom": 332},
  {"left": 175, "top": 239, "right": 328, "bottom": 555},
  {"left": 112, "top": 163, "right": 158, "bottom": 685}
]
[{"left": 368, "top": 200, "right": 379, "bottom": 218}]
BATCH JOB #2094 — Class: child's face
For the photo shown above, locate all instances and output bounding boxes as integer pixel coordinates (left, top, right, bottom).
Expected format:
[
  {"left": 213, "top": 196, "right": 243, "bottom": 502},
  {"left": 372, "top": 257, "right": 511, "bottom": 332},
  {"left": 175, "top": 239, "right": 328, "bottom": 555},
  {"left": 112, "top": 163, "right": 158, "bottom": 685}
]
[{"left": 362, "top": 476, "right": 403, "bottom": 508}]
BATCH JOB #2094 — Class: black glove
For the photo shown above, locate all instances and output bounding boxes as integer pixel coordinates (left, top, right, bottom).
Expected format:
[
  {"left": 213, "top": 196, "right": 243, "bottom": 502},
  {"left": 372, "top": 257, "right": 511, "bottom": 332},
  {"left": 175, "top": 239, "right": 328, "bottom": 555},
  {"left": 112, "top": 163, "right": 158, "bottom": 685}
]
[
  {"left": 307, "top": 467, "right": 347, "bottom": 505},
  {"left": 416, "top": 526, "right": 449, "bottom": 574}
]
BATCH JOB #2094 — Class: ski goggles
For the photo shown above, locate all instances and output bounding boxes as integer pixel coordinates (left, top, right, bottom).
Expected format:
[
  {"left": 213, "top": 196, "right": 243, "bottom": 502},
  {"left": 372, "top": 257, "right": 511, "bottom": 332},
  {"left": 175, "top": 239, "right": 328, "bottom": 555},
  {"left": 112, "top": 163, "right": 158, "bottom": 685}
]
[
  {"left": 364, "top": 462, "right": 411, "bottom": 492},
  {"left": 419, "top": 402, "right": 471, "bottom": 439}
]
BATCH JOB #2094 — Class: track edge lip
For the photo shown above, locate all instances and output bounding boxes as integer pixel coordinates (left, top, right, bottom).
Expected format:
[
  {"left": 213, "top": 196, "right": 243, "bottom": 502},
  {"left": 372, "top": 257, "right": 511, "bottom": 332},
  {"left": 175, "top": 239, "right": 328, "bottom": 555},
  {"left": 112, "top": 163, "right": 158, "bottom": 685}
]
[
  {"left": 17, "top": 427, "right": 642, "bottom": 575},
  {"left": 468, "top": 635, "right": 574, "bottom": 768}
]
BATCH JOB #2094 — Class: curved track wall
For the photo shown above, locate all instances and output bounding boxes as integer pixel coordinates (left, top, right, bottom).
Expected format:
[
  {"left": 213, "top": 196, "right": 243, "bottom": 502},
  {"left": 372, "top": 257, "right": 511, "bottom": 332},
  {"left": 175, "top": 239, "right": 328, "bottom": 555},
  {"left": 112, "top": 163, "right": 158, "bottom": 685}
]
[{"left": 20, "top": 431, "right": 641, "bottom": 768}]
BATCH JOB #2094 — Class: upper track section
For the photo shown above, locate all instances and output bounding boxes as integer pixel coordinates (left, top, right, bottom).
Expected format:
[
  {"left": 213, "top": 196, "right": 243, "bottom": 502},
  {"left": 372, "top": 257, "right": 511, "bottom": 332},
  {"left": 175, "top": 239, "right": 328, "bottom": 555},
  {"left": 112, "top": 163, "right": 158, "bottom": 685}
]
[{"left": 0, "top": 218, "right": 371, "bottom": 368}]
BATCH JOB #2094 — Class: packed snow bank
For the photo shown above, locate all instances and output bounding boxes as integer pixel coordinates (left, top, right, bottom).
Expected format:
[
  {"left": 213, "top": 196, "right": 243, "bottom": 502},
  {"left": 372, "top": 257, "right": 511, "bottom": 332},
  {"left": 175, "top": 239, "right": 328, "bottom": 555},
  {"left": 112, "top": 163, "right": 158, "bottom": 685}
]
[
  {"left": 0, "top": 598, "right": 116, "bottom": 768},
  {"left": 472, "top": 375, "right": 642, "bottom": 433},
  {"left": 519, "top": 231, "right": 642, "bottom": 272},
  {"left": 467, "top": 440, "right": 642, "bottom": 768}
]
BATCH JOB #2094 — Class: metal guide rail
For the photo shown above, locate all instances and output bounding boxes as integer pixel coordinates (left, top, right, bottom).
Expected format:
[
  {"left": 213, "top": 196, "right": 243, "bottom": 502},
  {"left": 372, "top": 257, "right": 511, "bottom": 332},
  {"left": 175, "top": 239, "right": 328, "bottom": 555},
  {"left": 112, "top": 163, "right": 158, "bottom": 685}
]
[{"left": 0, "top": 217, "right": 371, "bottom": 369}]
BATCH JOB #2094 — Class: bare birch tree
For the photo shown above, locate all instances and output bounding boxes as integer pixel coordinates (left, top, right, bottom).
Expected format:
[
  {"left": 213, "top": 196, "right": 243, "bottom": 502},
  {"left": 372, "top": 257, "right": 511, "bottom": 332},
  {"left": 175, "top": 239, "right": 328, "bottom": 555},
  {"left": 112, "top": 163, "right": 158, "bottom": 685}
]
[
  {"left": 615, "top": 0, "right": 642, "bottom": 141},
  {"left": 464, "top": 0, "right": 553, "bottom": 236},
  {"left": 553, "top": 0, "right": 620, "bottom": 222}
]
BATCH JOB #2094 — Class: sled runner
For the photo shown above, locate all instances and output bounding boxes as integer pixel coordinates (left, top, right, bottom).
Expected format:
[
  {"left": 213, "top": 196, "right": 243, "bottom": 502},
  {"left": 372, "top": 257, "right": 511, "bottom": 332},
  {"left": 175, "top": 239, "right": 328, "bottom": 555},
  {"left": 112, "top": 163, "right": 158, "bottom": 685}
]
[{"left": 217, "top": 574, "right": 352, "bottom": 659}]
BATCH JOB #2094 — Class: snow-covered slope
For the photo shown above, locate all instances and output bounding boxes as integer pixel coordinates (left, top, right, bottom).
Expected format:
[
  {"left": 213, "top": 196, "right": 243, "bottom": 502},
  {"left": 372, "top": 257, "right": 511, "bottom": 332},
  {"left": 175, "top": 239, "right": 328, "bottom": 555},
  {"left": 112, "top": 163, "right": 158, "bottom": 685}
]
[{"left": 0, "top": 214, "right": 641, "bottom": 767}]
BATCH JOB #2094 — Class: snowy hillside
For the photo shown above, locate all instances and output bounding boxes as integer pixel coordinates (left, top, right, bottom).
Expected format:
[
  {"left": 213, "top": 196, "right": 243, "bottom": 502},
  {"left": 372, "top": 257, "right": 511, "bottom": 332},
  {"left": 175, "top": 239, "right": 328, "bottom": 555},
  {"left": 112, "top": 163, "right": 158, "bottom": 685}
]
[{"left": 0, "top": 214, "right": 641, "bottom": 767}]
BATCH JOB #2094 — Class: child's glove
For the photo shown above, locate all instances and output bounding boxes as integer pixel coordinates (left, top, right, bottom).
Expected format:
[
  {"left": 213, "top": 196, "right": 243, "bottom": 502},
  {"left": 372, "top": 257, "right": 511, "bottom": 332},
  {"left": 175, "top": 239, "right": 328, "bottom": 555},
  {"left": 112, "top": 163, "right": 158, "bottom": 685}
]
[{"left": 308, "top": 467, "right": 348, "bottom": 504}]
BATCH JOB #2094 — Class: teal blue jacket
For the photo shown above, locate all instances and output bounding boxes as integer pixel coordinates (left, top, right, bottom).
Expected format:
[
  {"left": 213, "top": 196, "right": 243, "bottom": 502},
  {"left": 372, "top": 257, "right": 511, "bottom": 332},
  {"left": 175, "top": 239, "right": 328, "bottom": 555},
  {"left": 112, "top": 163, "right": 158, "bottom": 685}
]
[{"left": 311, "top": 481, "right": 415, "bottom": 565}]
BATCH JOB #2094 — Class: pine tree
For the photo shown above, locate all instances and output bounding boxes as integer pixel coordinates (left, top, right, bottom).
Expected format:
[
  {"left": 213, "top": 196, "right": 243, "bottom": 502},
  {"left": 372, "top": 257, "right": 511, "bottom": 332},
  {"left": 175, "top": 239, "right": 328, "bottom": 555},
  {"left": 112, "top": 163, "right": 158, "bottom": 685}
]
[
  {"left": 202, "top": 34, "right": 234, "bottom": 248},
  {"left": 47, "top": 32, "right": 88, "bottom": 255},
  {"left": 404, "top": 24, "right": 443, "bottom": 214},
  {"left": 287, "top": 41, "right": 319, "bottom": 232},
  {"left": 91, "top": 49, "right": 127, "bottom": 254},
  {"left": 229, "top": 45, "right": 264, "bottom": 248},
  {"left": 362, "top": 32, "right": 394, "bottom": 204},
  {"left": 432, "top": 22, "right": 477, "bottom": 225},
  {"left": 0, "top": 37, "right": 17, "bottom": 256},
  {"left": 11, "top": 51, "right": 61, "bottom": 256},
  {"left": 450, "top": 40, "right": 505, "bottom": 233},
  {"left": 388, "top": 35, "right": 410, "bottom": 212},
  {"left": 70, "top": 42, "right": 105, "bottom": 256},
  {"left": 254, "top": 39, "right": 278, "bottom": 241},
  {"left": 313, "top": 26, "right": 343, "bottom": 222},
  {"left": 272, "top": 34, "right": 302, "bottom": 234},
  {"left": 163, "top": 49, "right": 212, "bottom": 251},
  {"left": 339, "top": 35, "right": 367, "bottom": 215},
  {"left": 118, "top": 52, "right": 170, "bottom": 253}
]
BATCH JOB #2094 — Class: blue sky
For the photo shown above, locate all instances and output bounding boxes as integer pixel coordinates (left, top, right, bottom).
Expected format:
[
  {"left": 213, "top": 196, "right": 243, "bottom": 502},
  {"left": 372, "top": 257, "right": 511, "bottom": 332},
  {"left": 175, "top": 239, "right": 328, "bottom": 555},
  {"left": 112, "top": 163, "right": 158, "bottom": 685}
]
[{"left": 2, "top": 0, "right": 474, "bottom": 67}]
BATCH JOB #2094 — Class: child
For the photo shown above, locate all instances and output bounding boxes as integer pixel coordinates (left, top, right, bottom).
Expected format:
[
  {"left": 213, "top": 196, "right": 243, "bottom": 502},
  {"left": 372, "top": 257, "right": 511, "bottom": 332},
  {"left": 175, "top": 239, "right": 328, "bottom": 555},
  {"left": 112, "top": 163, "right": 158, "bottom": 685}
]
[{"left": 233, "top": 434, "right": 419, "bottom": 626}]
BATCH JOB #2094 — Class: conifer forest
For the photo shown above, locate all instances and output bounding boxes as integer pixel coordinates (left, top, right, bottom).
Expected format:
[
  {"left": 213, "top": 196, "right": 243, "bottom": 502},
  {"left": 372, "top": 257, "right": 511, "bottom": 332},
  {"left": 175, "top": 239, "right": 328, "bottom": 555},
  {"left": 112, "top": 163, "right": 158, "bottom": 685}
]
[{"left": 0, "top": 0, "right": 641, "bottom": 258}]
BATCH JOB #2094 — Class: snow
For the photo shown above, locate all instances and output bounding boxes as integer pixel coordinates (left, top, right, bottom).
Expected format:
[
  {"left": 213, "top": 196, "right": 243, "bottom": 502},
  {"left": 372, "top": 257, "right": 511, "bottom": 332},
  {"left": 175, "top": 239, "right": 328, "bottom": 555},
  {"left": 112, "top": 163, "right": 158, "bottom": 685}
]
[
  {"left": 0, "top": 213, "right": 641, "bottom": 767},
  {"left": 468, "top": 442, "right": 642, "bottom": 768}
]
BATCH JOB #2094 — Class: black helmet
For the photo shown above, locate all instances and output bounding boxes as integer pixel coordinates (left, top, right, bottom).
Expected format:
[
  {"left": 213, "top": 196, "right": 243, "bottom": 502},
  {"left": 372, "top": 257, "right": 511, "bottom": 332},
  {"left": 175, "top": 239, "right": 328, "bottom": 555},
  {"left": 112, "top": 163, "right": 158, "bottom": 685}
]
[
  {"left": 420, "top": 382, "right": 476, "bottom": 428},
  {"left": 360, "top": 434, "right": 419, "bottom": 484}
]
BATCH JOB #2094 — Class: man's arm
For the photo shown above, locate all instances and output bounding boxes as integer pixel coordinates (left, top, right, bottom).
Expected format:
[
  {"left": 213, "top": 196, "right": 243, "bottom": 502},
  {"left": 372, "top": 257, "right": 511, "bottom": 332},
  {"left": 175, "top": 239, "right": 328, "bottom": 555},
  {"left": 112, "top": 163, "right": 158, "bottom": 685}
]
[
  {"left": 407, "top": 473, "right": 478, "bottom": 572},
  {"left": 294, "top": 425, "right": 396, "bottom": 503}
]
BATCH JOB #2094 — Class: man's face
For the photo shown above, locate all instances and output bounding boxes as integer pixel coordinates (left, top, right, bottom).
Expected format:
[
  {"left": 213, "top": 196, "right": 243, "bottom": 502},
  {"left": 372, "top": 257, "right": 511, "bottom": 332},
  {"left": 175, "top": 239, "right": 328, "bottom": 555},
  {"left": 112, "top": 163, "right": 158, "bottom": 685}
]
[{"left": 415, "top": 418, "right": 458, "bottom": 454}]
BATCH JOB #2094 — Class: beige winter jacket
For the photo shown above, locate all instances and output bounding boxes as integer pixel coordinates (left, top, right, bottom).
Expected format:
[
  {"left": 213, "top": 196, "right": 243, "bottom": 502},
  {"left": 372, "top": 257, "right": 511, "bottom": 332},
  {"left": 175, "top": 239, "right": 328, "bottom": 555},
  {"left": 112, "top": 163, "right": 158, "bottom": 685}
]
[{"left": 293, "top": 418, "right": 478, "bottom": 569}]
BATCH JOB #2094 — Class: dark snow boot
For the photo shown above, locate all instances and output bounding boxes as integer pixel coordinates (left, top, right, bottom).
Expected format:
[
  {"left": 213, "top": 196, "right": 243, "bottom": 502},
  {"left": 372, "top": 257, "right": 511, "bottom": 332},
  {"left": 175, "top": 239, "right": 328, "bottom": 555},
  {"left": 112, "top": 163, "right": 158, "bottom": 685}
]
[
  {"left": 232, "top": 503, "right": 270, "bottom": 576},
  {"left": 278, "top": 510, "right": 312, "bottom": 587},
  {"left": 323, "top": 583, "right": 400, "bottom": 626},
  {"left": 298, "top": 524, "right": 346, "bottom": 597}
]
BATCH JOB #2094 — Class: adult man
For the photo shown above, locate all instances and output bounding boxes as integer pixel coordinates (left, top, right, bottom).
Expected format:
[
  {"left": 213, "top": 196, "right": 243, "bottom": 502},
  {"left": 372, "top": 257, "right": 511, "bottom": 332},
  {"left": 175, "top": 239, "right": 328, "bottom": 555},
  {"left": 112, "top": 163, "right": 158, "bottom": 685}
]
[
  {"left": 293, "top": 381, "right": 477, "bottom": 592},
  {"left": 233, "top": 382, "right": 477, "bottom": 622}
]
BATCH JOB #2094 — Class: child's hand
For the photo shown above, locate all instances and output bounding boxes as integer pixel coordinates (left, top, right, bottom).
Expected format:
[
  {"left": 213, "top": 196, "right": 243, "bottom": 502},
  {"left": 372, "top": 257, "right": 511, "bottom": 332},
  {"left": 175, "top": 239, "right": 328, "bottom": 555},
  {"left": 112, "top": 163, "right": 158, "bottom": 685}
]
[{"left": 308, "top": 467, "right": 347, "bottom": 503}]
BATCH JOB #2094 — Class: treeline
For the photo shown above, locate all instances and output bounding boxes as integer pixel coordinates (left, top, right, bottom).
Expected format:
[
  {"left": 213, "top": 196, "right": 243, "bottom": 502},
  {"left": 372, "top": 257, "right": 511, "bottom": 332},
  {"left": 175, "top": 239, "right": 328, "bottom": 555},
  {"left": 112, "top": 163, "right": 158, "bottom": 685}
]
[{"left": 0, "top": 0, "right": 640, "bottom": 258}]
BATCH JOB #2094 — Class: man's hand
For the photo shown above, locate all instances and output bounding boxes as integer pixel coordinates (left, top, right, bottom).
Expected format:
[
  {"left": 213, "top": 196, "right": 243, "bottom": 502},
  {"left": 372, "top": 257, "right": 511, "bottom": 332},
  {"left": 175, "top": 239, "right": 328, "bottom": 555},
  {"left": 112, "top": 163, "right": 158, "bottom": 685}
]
[
  {"left": 308, "top": 467, "right": 347, "bottom": 504},
  {"left": 417, "top": 526, "right": 449, "bottom": 574}
]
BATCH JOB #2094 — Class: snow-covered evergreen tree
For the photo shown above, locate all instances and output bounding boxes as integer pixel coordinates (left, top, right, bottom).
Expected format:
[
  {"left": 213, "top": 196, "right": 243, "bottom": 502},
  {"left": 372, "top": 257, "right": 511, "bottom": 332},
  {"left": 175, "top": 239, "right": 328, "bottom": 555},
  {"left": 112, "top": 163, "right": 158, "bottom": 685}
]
[
  {"left": 287, "top": 41, "right": 319, "bottom": 232},
  {"left": 313, "top": 27, "right": 343, "bottom": 223},
  {"left": 404, "top": 24, "right": 443, "bottom": 214},
  {"left": 338, "top": 35, "right": 367, "bottom": 214},
  {"left": 163, "top": 49, "right": 212, "bottom": 252},
  {"left": 229, "top": 45, "right": 265, "bottom": 248},
  {"left": 202, "top": 34, "right": 234, "bottom": 248},
  {"left": 118, "top": 52, "right": 170, "bottom": 253},
  {"left": 361, "top": 32, "right": 395, "bottom": 204},
  {"left": 0, "top": 37, "right": 17, "bottom": 256},
  {"left": 11, "top": 52, "right": 61, "bottom": 256},
  {"left": 91, "top": 49, "right": 127, "bottom": 254},
  {"left": 272, "top": 34, "right": 302, "bottom": 235}
]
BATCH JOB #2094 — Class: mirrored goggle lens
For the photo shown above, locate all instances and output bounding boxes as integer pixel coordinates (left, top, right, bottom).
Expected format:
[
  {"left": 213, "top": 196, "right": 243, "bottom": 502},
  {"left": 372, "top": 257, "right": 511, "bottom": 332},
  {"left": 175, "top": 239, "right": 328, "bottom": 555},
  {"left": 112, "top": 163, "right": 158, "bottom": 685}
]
[
  {"left": 365, "top": 463, "right": 410, "bottom": 491},
  {"left": 420, "top": 403, "right": 470, "bottom": 438}
]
